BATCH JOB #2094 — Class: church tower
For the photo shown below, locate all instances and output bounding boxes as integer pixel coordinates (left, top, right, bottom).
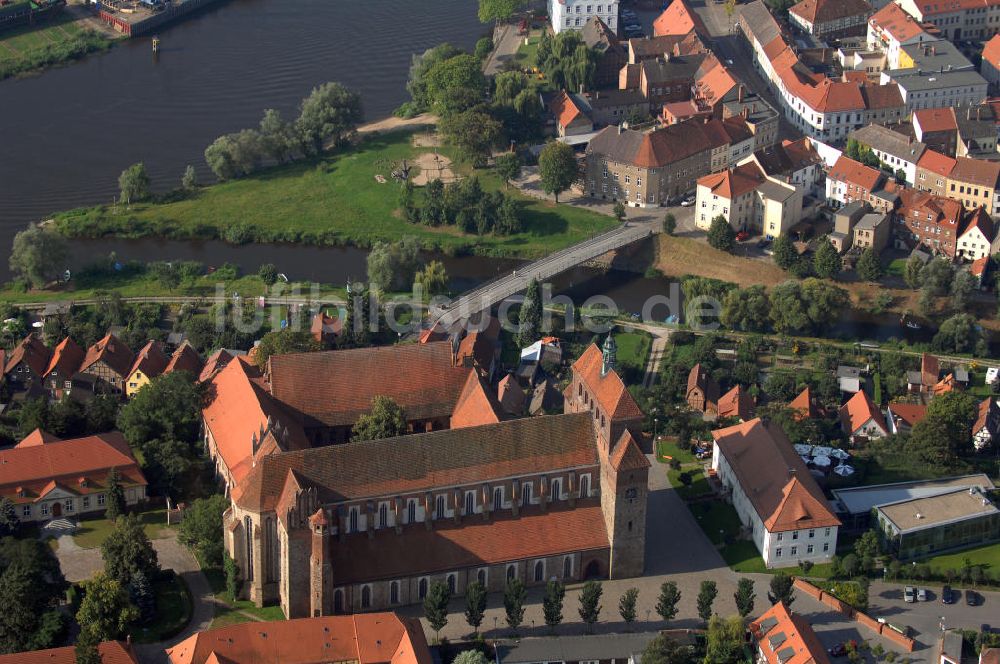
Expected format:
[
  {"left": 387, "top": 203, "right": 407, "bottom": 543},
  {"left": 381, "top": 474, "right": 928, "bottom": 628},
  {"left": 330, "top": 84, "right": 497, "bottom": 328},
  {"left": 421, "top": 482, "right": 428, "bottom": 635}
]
[
  {"left": 308, "top": 508, "right": 333, "bottom": 617},
  {"left": 600, "top": 430, "right": 650, "bottom": 579},
  {"left": 601, "top": 334, "right": 617, "bottom": 376}
]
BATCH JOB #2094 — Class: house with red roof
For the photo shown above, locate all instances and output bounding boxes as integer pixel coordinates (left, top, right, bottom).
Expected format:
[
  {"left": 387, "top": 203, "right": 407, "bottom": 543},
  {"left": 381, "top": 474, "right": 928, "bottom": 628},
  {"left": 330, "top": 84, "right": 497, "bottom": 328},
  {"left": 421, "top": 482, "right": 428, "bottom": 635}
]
[
  {"left": 957, "top": 207, "right": 996, "bottom": 260},
  {"left": 695, "top": 161, "right": 803, "bottom": 236},
  {"left": 789, "top": 386, "right": 826, "bottom": 420},
  {"left": 896, "top": 0, "right": 1000, "bottom": 42},
  {"left": 894, "top": 188, "right": 966, "bottom": 258},
  {"left": 3, "top": 333, "right": 51, "bottom": 391},
  {"left": 718, "top": 385, "right": 755, "bottom": 422},
  {"left": 214, "top": 336, "right": 648, "bottom": 616},
  {"left": 74, "top": 332, "right": 134, "bottom": 397},
  {"left": 166, "top": 613, "right": 431, "bottom": 664},
  {"left": 686, "top": 363, "right": 720, "bottom": 414},
  {"left": 750, "top": 602, "right": 831, "bottom": 664},
  {"left": 839, "top": 390, "right": 888, "bottom": 443},
  {"left": 913, "top": 108, "right": 960, "bottom": 156},
  {"left": 826, "top": 155, "right": 884, "bottom": 207},
  {"left": 125, "top": 340, "right": 169, "bottom": 398},
  {"left": 547, "top": 90, "right": 594, "bottom": 137},
  {"left": 887, "top": 402, "right": 928, "bottom": 434},
  {"left": 42, "top": 336, "right": 84, "bottom": 401},
  {"left": 788, "top": 0, "right": 871, "bottom": 38},
  {"left": 867, "top": 2, "right": 934, "bottom": 69},
  {"left": 0, "top": 641, "right": 138, "bottom": 664},
  {"left": 984, "top": 34, "right": 1000, "bottom": 92},
  {"left": 973, "top": 397, "right": 1000, "bottom": 450},
  {"left": 653, "top": 0, "right": 708, "bottom": 39},
  {"left": 712, "top": 418, "right": 840, "bottom": 568},
  {"left": 0, "top": 429, "right": 146, "bottom": 522},
  {"left": 164, "top": 341, "right": 204, "bottom": 378}
]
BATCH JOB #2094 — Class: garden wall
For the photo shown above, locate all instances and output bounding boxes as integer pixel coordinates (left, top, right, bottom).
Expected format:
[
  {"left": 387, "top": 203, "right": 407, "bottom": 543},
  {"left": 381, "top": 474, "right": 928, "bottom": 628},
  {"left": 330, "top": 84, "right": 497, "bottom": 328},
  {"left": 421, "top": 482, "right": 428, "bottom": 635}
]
[{"left": 792, "top": 578, "right": 915, "bottom": 652}]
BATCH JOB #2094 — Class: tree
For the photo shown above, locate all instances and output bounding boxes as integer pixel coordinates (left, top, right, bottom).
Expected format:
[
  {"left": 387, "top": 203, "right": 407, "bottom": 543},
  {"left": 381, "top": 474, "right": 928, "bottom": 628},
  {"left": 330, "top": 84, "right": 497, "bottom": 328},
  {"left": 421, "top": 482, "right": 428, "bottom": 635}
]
[
  {"left": 478, "top": 0, "right": 524, "bottom": 23},
  {"left": 259, "top": 108, "right": 294, "bottom": 163},
  {"left": 854, "top": 529, "right": 880, "bottom": 561},
  {"left": 619, "top": 587, "right": 639, "bottom": 628},
  {"left": 495, "top": 152, "right": 522, "bottom": 189},
  {"left": 841, "top": 553, "right": 861, "bottom": 577},
  {"left": 295, "top": 82, "right": 363, "bottom": 154},
  {"left": 950, "top": 270, "right": 977, "bottom": 313},
  {"left": 641, "top": 634, "right": 691, "bottom": 664},
  {"left": 538, "top": 141, "right": 577, "bottom": 203},
  {"left": 74, "top": 629, "right": 102, "bottom": 664},
  {"left": 129, "top": 568, "right": 156, "bottom": 623},
  {"left": 663, "top": 213, "right": 677, "bottom": 235},
  {"left": 504, "top": 578, "right": 526, "bottom": 632},
  {"left": 252, "top": 329, "right": 321, "bottom": 367},
  {"left": 414, "top": 260, "right": 449, "bottom": 295},
  {"left": 440, "top": 110, "right": 502, "bottom": 167},
  {"left": 474, "top": 36, "right": 493, "bottom": 60},
  {"left": 908, "top": 390, "right": 978, "bottom": 465},
  {"left": 75, "top": 573, "right": 139, "bottom": 642},
  {"left": 453, "top": 652, "right": 490, "bottom": 664},
  {"left": 932, "top": 313, "right": 983, "bottom": 354},
  {"left": 181, "top": 164, "right": 198, "bottom": 190},
  {"left": 813, "top": 237, "right": 842, "bottom": 279},
  {"left": 697, "top": 579, "right": 717, "bottom": 623},
  {"left": 204, "top": 134, "right": 240, "bottom": 180},
  {"left": 734, "top": 577, "right": 756, "bottom": 618},
  {"left": 178, "top": 495, "right": 229, "bottom": 566},
  {"left": 367, "top": 237, "right": 420, "bottom": 291},
  {"left": 904, "top": 254, "right": 925, "bottom": 289},
  {"left": 921, "top": 256, "right": 954, "bottom": 296},
  {"left": 425, "top": 54, "right": 486, "bottom": 115},
  {"left": 423, "top": 580, "right": 450, "bottom": 640},
  {"left": 101, "top": 514, "right": 160, "bottom": 587},
  {"left": 704, "top": 615, "right": 746, "bottom": 664},
  {"left": 0, "top": 562, "right": 64, "bottom": 654},
  {"left": 707, "top": 216, "right": 736, "bottom": 252},
  {"left": 856, "top": 247, "right": 883, "bottom": 282},
  {"left": 352, "top": 396, "right": 407, "bottom": 441},
  {"left": 655, "top": 581, "right": 681, "bottom": 622},
  {"left": 257, "top": 262, "right": 278, "bottom": 286},
  {"left": 224, "top": 553, "right": 240, "bottom": 600},
  {"left": 9, "top": 223, "right": 69, "bottom": 288},
  {"left": 614, "top": 200, "right": 627, "bottom": 223},
  {"left": 0, "top": 499, "right": 18, "bottom": 537},
  {"left": 118, "top": 372, "right": 203, "bottom": 448},
  {"left": 768, "top": 572, "right": 794, "bottom": 606},
  {"left": 118, "top": 162, "right": 150, "bottom": 205},
  {"left": 405, "top": 43, "right": 465, "bottom": 113},
  {"left": 772, "top": 234, "right": 797, "bottom": 270},
  {"left": 769, "top": 279, "right": 848, "bottom": 335},
  {"left": 578, "top": 580, "right": 603, "bottom": 633},
  {"left": 105, "top": 468, "right": 126, "bottom": 521},
  {"left": 543, "top": 579, "right": 565, "bottom": 632},
  {"left": 464, "top": 581, "right": 487, "bottom": 635},
  {"left": 517, "top": 278, "right": 542, "bottom": 348},
  {"left": 721, "top": 285, "right": 770, "bottom": 332}
]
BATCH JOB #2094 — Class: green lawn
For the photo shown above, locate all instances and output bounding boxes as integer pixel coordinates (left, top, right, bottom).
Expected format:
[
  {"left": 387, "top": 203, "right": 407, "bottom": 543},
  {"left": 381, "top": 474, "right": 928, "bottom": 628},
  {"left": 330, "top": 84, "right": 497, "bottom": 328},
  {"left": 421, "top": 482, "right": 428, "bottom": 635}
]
[
  {"left": 721, "top": 541, "right": 836, "bottom": 578},
  {"left": 668, "top": 467, "right": 712, "bottom": 500},
  {"left": 615, "top": 331, "right": 651, "bottom": 375},
  {"left": 687, "top": 500, "right": 742, "bottom": 545},
  {"left": 202, "top": 566, "right": 285, "bottom": 629},
  {"left": 917, "top": 542, "right": 1000, "bottom": 574},
  {"left": 886, "top": 258, "right": 907, "bottom": 278},
  {"left": 54, "top": 132, "right": 617, "bottom": 259},
  {"left": 72, "top": 508, "right": 174, "bottom": 550},
  {"left": 656, "top": 438, "right": 696, "bottom": 464},
  {"left": 130, "top": 571, "right": 193, "bottom": 643}
]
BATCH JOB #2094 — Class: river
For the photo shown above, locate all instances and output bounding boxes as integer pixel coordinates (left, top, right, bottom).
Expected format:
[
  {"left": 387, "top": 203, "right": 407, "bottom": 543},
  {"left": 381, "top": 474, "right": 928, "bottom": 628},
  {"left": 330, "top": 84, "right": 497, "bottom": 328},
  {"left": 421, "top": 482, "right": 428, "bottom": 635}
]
[{"left": 0, "top": 0, "right": 484, "bottom": 257}]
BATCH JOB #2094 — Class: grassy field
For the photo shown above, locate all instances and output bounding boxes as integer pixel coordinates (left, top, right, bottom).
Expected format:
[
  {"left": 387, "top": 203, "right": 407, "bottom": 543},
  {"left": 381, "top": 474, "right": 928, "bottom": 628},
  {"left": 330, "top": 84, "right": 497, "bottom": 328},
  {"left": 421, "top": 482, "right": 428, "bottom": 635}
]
[
  {"left": 919, "top": 542, "right": 1000, "bottom": 574},
  {"left": 656, "top": 438, "right": 696, "bottom": 464},
  {"left": 54, "top": 131, "right": 617, "bottom": 259},
  {"left": 615, "top": 330, "right": 651, "bottom": 374},
  {"left": 202, "top": 566, "right": 286, "bottom": 629},
  {"left": 72, "top": 508, "right": 175, "bottom": 550},
  {"left": 0, "top": 14, "right": 112, "bottom": 79},
  {"left": 655, "top": 235, "right": 789, "bottom": 288}
]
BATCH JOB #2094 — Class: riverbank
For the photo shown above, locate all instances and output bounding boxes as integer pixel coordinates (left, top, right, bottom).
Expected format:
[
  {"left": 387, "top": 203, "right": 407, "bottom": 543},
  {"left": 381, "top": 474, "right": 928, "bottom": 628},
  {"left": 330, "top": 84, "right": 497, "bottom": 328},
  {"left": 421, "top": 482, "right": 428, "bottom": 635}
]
[
  {"left": 0, "top": 14, "right": 115, "bottom": 81},
  {"left": 51, "top": 129, "right": 618, "bottom": 259}
]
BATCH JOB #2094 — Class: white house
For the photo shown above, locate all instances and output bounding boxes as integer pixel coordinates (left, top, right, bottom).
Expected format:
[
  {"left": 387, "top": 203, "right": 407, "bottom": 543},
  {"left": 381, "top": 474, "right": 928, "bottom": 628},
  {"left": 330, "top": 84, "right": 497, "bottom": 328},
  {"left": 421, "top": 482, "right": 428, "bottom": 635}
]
[
  {"left": 696, "top": 162, "right": 803, "bottom": 237},
  {"left": 848, "top": 124, "right": 925, "bottom": 185},
  {"left": 550, "top": 0, "right": 619, "bottom": 34},
  {"left": 973, "top": 397, "right": 1000, "bottom": 451},
  {"left": 867, "top": 2, "right": 933, "bottom": 70},
  {"left": 958, "top": 208, "right": 997, "bottom": 261},
  {"left": 711, "top": 418, "right": 840, "bottom": 569},
  {"left": 839, "top": 390, "right": 888, "bottom": 443}
]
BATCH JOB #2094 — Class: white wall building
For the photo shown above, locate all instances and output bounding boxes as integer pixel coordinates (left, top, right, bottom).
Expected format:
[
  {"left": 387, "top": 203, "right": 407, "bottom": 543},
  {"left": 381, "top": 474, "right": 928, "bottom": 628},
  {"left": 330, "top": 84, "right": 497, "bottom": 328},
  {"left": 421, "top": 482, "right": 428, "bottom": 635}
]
[{"left": 550, "top": 0, "right": 619, "bottom": 34}]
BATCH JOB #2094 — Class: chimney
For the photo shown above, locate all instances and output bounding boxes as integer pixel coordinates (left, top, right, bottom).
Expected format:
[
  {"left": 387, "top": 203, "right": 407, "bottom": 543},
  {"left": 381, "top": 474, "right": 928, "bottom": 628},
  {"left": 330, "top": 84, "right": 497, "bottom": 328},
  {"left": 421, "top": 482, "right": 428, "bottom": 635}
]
[
  {"left": 968, "top": 107, "right": 972, "bottom": 120},
  {"left": 738, "top": 85, "right": 745, "bottom": 103},
  {"left": 618, "top": 122, "right": 624, "bottom": 135}
]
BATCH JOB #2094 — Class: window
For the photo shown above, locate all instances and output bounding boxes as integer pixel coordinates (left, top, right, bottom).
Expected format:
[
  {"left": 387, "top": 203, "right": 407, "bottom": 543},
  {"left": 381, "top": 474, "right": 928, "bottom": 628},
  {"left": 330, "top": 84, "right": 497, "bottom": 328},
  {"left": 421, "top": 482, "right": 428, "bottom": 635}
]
[
  {"left": 390, "top": 580, "right": 400, "bottom": 605},
  {"left": 477, "top": 568, "right": 487, "bottom": 586},
  {"left": 465, "top": 491, "right": 475, "bottom": 516},
  {"left": 807, "top": 544, "right": 814, "bottom": 554},
  {"left": 407, "top": 500, "right": 416, "bottom": 524},
  {"left": 777, "top": 533, "right": 783, "bottom": 542},
  {"left": 823, "top": 542, "right": 830, "bottom": 552},
  {"left": 22, "top": 505, "right": 30, "bottom": 517},
  {"left": 563, "top": 556, "right": 573, "bottom": 579},
  {"left": 808, "top": 529, "right": 815, "bottom": 539},
  {"left": 792, "top": 531, "right": 799, "bottom": 540},
  {"left": 83, "top": 496, "right": 90, "bottom": 509},
  {"left": 436, "top": 495, "right": 445, "bottom": 518},
  {"left": 349, "top": 507, "right": 359, "bottom": 533},
  {"left": 98, "top": 494, "right": 106, "bottom": 506},
  {"left": 551, "top": 478, "right": 562, "bottom": 500},
  {"left": 419, "top": 578, "right": 429, "bottom": 599},
  {"left": 493, "top": 487, "right": 503, "bottom": 511},
  {"left": 361, "top": 585, "right": 371, "bottom": 609},
  {"left": 64, "top": 499, "right": 74, "bottom": 513},
  {"left": 791, "top": 546, "right": 798, "bottom": 556},
  {"left": 522, "top": 482, "right": 532, "bottom": 505},
  {"left": 824, "top": 528, "right": 831, "bottom": 537},
  {"left": 378, "top": 502, "right": 388, "bottom": 529},
  {"left": 775, "top": 547, "right": 782, "bottom": 557},
  {"left": 447, "top": 574, "right": 457, "bottom": 594},
  {"left": 507, "top": 564, "right": 516, "bottom": 581},
  {"left": 534, "top": 560, "right": 545, "bottom": 582},
  {"left": 580, "top": 474, "right": 591, "bottom": 498}
]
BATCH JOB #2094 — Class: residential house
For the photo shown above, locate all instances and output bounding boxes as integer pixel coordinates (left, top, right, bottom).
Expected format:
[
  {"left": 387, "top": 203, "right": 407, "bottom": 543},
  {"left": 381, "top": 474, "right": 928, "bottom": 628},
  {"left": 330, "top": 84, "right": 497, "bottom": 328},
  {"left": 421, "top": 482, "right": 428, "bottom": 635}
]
[
  {"left": 165, "top": 614, "right": 431, "bottom": 664},
  {"left": 550, "top": 0, "right": 618, "bottom": 34},
  {"left": 310, "top": 311, "right": 342, "bottom": 345},
  {"left": 839, "top": 390, "right": 888, "bottom": 442},
  {"left": 894, "top": 188, "right": 965, "bottom": 257},
  {"left": 750, "top": 602, "right": 832, "bottom": 664},
  {"left": 881, "top": 39, "right": 987, "bottom": 113},
  {"left": 75, "top": 333, "right": 134, "bottom": 397},
  {"left": 947, "top": 156, "right": 1000, "bottom": 214},
  {"left": 627, "top": 32, "right": 707, "bottom": 65},
  {"left": 125, "top": 340, "right": 169, "bottom": 398},
  {"left": 867, "top": 3, "right": 934, "bottom": 70},
  {"left": 971, "top": 255, "right": 992, "bottom": 286},
  {"left": 718, "top": 385, "right": 755, "bottom": 421},
  {"left": 957, "top": 207, "right": 996, "bottom": 260},
  {"left": 623, "top": 52, "right": 710, "bottom": 108},
  {"left": 548, "top": 90, "right": 595, "bottom": 137},
  {"left": 582, "top": 16, "right": 628, "bottom": 89},
  {"left": 973, "top": 397, "right": 1000, "bottom": 450},
  {"left": 0, "top": 430, "right": 147, "bottom": 523},
  {"left": 199, "top": 348, "right": 242, "bottom": 383},
  {"left": 742, "top": 137, "right": 825, "bottom": 196},
  {"left": 576, "top": 89, "right": 650, "bottom": 127},
  {"left": 42, "top": 336, "right": 84, "bottom": 401},
  {"left": 853, "top": 212, "right": 891, "bottom": 252},
  {"left": 830, "top": 200, "right": 870, "bottom": 252},
  {"left": 164, "top": 341, "right": 204, "bottom": 378},
  {"left": 721, "top": 88, "right": 782, "bottom": 150},
  {"left": 687, "top": 363, "right": 720, "bottom": 413},
  {"left": 696, "top": 162, "right": 803, "bottom": 237},
  {"left": 711, "top": 418, "right": 841, "bottom": 568},
  {"left": 848, "top": 123, "right": 926, "bottom": 185},
  {"left": 826, "top": 155, "right": 884, "bottom": 207},
  {"left": 788, "top": 0, "right": 871, "bottom": 38},
  {"left": 956, "top": 104, "right": 999, "bottom": 157},
  {"left": 914, "top": 148, "right": 957, "bottom": 196},
  {"left": 789, "top": 386, "right": 826, "bottom": 420},
  {"left": 3, "top": 333, "right": 50, "bottom": 391},
  {"left": 0, "top": 641, "right": 139, "bottom": 664},
  {"left": 215, "top": 340, "right": 648, "bottom": 616},
  {"left": 886, "top": 402, "right": 928, "bottom": 434},
  {"left": 653, "top": 0, "right": 709, "bottom": 39},
  {"left": 908, "top": 353, "right": 941, "bottom": 393},
  {"left": 895, "top": 0, "right": 1000, "bottom": 42},
  {"left": 913, "top": 107, "right": 959, "bottom": 156},
  {"left": 983, "top": 34, "right": 1000, "bottom": 93}
]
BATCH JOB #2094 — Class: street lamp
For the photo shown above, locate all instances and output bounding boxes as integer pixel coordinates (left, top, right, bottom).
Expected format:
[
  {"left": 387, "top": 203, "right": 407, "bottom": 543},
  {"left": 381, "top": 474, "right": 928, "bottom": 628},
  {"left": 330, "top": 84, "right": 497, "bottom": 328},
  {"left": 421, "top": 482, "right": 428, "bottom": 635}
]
[{"left": 494, "top": 616, "right": 498, "bottom": 633}]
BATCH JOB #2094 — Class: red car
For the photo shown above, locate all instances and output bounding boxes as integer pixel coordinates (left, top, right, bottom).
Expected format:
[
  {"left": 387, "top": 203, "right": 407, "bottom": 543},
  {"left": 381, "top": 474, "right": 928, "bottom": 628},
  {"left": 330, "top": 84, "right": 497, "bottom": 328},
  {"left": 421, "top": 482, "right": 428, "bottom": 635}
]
[{"left": 736, "top": 231, "right": 750, "bottom": 241}]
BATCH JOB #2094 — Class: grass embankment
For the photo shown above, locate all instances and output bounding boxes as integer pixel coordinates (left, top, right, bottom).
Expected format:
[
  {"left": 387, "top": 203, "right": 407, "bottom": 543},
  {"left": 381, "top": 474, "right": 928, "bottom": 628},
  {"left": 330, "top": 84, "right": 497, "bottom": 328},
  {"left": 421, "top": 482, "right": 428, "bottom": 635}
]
[
  {"left": 72, "top": 508, "right": 174, "bottom": 549},
  {"left": 202, "top": 567, "right": 285, "bottom": 629},
  {"left": 0, "top": 14, "right": 113, "bottom": 80},
  {"left": 53, "top": 131, "right": 618, "bottom": 259}
]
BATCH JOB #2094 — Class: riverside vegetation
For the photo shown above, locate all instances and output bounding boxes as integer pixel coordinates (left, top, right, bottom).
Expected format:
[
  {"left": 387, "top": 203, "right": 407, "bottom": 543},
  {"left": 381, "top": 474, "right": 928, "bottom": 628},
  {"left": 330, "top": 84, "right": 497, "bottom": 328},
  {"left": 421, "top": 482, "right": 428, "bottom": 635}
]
[{"left": 0, "top": 17, "right": 113, "bottom": 80}]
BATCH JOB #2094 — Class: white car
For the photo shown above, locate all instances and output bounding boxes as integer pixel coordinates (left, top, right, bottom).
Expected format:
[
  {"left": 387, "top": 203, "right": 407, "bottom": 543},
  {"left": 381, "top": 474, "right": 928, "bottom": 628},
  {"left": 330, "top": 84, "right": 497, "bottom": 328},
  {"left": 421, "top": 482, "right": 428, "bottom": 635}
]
[
  {"left": 904, "top": 586, "right": 915, "bottom": 603},
  {"left": 680, "top": 198, "right": 694, "bottom": 207}
]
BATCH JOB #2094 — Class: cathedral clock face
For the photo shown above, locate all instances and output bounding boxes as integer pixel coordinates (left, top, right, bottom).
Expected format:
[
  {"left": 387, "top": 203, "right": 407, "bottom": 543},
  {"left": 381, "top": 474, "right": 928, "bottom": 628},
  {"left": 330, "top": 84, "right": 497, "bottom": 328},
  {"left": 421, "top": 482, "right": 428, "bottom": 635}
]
[{"left": 624, "top": 488, "right": 637, "bottom": 501}]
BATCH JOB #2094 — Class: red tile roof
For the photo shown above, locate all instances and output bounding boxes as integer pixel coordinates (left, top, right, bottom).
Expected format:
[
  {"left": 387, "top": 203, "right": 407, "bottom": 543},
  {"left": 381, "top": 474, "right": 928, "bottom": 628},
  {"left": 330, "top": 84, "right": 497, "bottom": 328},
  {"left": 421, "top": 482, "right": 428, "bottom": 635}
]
[
  {"left": 712, "top": 419, "right": 840, "bottom": 532},
  {"left": 915, "top": 0, "right": 993, "bottom": 17},
  {"left": 698, "top": 162, "right": 766, "bottom": 199},
  {"left": 43, "top": 336, "right": 84, "bottom": 380},
  {"left": 952, "top": 156, "right": 1000, "bottom": 189},
  {"left": 914, "top": 107, "right": 958, "bottom": 133},
  {"left": 917, "top": 149, "right": 957, "bottom": 176},
  {"left": 450, "top": 371, "right": 503, "bottom": 429},
  {"left": 165, "top": 341, "right": 204, "bottom": 377},
  {"left": 751, "top": 602, "right": 831, "bottom": 664},
  {"left": 571, "top": 344, "right": 643, "bottom": 420},
  {"left": 0, "top": 432, "right": 146, "bottom": 504},
  {"left": 0, "top": 641, "right": 138, "bottom": 664},
  {"left": 328, "top": 500, "right": 609, "bottom": 585},
  {"left": 266, "top": 341, "right": 474, "bottom": 428},
  {"left": 789, "top": 0, "right": 871, "bottom": 25},
  {"left": 921, "top": 352, "right": 940, "bottom": 386},
  {"left": 838, "top": 390, "right": 887, "bottom": 435},
  {"left": 788, "top": 386, "right": 825, "bottom": 421},
  {"left": 960, "top": 207, "right": 994, "bottom": 242},
  {"left": 80, "top": 332, "right": 134, "bottom": 377},
  {"left": 869, "top": 2, "right": 927, "bottom": 42},
  {"left": 198, "top": 348, "right": 237, "bottom": 383},
  {"left": 829, "top": 155, "right": 882, "bottom": 192},
  {"left": 127, "top": 340, "right": 169, "bottom": 381},
  {"left": 16, "top": 428, "right": 60, "bottom": 447},
  {"left": 610, "top": 430, "right": 652, "bottom": 472},
  {"left": 985, "top": 35, "right": 1000, "bottom": 71},
  {"left": 4, "top": 334, "right": 50, "bottom": 376},
  {"left": 972, "top": 256, "right": 990, "bottom": 277},
  {"left": 166, "top": 614, "right": 431, "bottom": 664},
  {"left": 654, "top": 0, "right": 708, "bottom": 37},
  {"left": 718, "top": 385, "right": 755, "bottom": 421},
  {"left": 233, "top": 413, "right": 599, "bottom": 512},
  {"left": 687, "top": 363, "right": 720, "bottom": 409},
  {"left": 549, "top": 90, "right": 587, "bottom": 130},
  {"left": 888, "top": 402, "right": 928, "bottom": 429}
]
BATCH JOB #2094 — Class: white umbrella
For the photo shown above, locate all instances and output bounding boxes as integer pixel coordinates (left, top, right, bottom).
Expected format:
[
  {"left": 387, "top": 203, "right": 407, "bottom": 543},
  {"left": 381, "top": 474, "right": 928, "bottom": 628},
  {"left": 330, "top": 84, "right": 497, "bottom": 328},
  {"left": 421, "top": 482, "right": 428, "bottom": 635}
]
[
  {"left": 800, "top": 455, "right": 812, "bottom": 465},
  {"left": 830, "top": 448, "right": 851, "bottom": 460},
  {"left": 812, "top": 454, "right": 832, "bottom": 468},
  {"left": 794, "top": 444, "right": 814, "bottom": 455},
  {"left": 834, "top": 464, "right": 855, "bottom": 477},
  {"left": 812, "top": 446, "right": 834, "bottom": 457}
]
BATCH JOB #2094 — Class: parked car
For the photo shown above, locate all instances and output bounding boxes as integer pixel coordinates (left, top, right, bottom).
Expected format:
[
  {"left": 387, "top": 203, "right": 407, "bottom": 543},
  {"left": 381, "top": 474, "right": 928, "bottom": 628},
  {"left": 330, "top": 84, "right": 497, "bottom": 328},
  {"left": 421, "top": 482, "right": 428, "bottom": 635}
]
[
  {"left": 680, "top": 198, "right": 694, "bottom": 207},
  {"left": 624, "top": 23, "right": 642, "bottom": 31},
  {"left": 828, "top": 641, "right": 856, "bottom": 657},
  {"left": 917, "top": 587, "right": 927, "bottom": 602},
  {"left": 904, "top": 586, "right": 915, "bottom": 603},
  {"left": 966, "top": 590, "right": 983, "bottom": 607},
  {"left": 941, "top": 585, "right": 955, "bottom": 604},
  {"left": 736, "top": 230, "right": 750, "bottom": 241}
]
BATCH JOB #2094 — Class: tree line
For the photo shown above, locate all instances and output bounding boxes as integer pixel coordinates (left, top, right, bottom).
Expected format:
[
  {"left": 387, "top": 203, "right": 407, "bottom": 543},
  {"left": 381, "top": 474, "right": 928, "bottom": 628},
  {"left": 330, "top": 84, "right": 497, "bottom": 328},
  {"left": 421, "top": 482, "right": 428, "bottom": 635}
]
[{"left": 399, "top": 176, "right": 522, "bottom": 235}]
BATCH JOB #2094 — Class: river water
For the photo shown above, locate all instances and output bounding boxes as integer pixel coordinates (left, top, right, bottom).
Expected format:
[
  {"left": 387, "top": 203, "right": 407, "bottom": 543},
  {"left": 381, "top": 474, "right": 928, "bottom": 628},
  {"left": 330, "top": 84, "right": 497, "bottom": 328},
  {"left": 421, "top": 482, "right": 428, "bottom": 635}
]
[{"left": 0, "top": 0, "right": 484, "bottom": 245}]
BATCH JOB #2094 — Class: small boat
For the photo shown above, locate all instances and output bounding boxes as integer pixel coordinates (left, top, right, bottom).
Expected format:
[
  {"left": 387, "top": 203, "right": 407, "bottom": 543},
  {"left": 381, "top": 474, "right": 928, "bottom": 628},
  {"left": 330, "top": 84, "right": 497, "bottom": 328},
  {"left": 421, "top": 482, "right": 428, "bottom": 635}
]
[
  {"left": 900, "top": 311, "right": 921, "bottom": 330},
  {"left": 905, "top": 320, "right": 921, "bottom": 330}
]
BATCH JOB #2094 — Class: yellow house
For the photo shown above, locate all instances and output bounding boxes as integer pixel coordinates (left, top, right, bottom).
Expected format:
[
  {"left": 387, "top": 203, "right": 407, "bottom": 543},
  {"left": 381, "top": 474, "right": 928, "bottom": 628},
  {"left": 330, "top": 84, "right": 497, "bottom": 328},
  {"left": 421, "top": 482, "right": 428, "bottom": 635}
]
[{"left": 125, "top": 340, "right": 169, "bottom": 398}]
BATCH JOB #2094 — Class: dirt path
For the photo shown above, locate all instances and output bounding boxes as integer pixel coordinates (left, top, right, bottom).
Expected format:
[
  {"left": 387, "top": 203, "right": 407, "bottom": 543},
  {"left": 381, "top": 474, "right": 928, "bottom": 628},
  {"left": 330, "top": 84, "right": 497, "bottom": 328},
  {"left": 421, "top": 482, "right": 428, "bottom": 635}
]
[{"left": 355, "top": 113, "right": 438, "bottom": 136}]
